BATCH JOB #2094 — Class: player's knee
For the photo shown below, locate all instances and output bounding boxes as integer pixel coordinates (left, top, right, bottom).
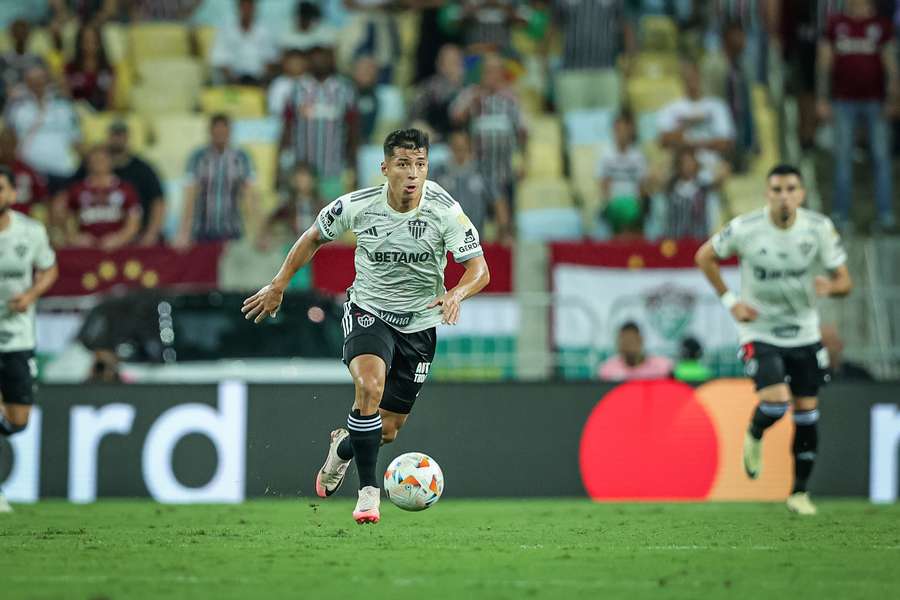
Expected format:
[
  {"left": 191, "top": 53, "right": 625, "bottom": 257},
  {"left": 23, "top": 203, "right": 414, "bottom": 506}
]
[
  {"left": 382, "top": 428, "right": 398, "bottom": 444},
  {"left": 354, "top": 375, "right": 384, "bottom": 407}
]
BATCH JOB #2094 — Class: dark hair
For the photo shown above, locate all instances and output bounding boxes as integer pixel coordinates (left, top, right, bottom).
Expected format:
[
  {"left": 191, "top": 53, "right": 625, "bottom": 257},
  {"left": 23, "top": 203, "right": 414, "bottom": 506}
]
[
  {"left": 724, "top": 19, "right": 744, "bottom": 35},
  {"left": 0, "top": 165, "right": 13, "bottom": 187},
  {"left": 297, "top": 1, "right": 321, "bottom": 20},
  {"left": 680, "top": 337, "right": 703, "bottom": 360},
  {"left": 210, "top": 113, "right": 230, "bottom": 128},
  {"left": 72, "top": 24, "right": 111, "bottom": 72},
  {"left": 767, "top": 163, "right": 803, "bottom": 181},
  {"left": 619, "top": 321, "right": 641, "bottom": 335},
  {"left": 383, "top": 128, "right": 429, "bottom": 158}
]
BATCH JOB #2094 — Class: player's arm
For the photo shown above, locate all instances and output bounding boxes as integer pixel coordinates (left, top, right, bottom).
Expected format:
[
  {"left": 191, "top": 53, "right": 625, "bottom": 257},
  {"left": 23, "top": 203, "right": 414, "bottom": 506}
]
[
  {"left": 695, "top": 240, "right": 758, "bottom": 322},
  {"left": 428, "top": 255, "right": 490, "bottom": 325},
  {"left": 815, "top": 265, "right": 852, "bottom": 298},
  {"left": 816, "top": 36, "right": 834, "bottom": 120},
  {"left": 8, "top": 264, "right": 59, "bottom": 313}
]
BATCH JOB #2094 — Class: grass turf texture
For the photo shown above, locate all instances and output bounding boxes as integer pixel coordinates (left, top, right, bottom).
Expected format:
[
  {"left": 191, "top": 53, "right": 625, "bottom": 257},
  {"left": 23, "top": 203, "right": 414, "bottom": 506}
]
[{"left": 2, "top": 500, "right": 898, "bottom": 600}]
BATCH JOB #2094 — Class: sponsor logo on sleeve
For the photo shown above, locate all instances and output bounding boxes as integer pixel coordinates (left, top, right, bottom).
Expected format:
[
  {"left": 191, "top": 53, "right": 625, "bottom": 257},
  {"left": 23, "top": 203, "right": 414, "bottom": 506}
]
[{"left": 463, "top": 229, "right": 475, "bottom": 244}]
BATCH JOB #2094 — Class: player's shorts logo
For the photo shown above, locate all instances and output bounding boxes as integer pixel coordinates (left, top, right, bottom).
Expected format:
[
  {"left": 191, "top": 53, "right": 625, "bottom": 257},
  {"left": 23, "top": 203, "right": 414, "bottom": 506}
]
[
  {"left": 408, "top": 219, "right": 427, "bottom": 239},
  {"left": 357, "top": 314, "right": 375, "bottom": 328},
  {"left": 413, "top": 362, "right": 431, "bottom": 383}
]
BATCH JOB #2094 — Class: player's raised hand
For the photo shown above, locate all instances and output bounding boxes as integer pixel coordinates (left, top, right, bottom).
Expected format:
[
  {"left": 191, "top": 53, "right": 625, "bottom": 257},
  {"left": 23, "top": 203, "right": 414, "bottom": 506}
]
[
  {"left": 730, "top": 302, "right": 758, "bottom": 323},
  {"left": 241, "top": 283, "right": 284, "bottom": 324},
  {"left": 428, "top": 292, "right": 462, "bottom": 325}
]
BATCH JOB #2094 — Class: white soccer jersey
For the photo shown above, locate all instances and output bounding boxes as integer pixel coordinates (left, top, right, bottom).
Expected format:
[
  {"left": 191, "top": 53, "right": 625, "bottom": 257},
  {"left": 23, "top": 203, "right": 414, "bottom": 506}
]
[
  {"left": 711, "top": 207, "right": 847, "bottom": 347},
  {"left": 315, "top": 180, "right": 483, "bottom": 333},
  {"left": 0, "top": 211, "right": 56, "bottom": 352}
]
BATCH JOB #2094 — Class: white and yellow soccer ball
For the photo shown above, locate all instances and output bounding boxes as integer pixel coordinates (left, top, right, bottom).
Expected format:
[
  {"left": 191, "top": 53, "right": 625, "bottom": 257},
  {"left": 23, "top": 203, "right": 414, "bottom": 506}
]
[{"left": 383, "top": 452, "right": 444, "bottom": 511}]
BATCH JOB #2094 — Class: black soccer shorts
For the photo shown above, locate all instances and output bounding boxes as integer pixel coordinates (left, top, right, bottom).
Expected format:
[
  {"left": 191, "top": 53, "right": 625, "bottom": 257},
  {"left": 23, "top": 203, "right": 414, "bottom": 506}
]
[
  {"left": 739, "top": 341, "right": 830, "bottom": 397},
  {"left": 341, "top": 303, "right": 437, "bottom": 415},
  {"left": 0, "top": 350, "right": 38, "bottom": 405}
]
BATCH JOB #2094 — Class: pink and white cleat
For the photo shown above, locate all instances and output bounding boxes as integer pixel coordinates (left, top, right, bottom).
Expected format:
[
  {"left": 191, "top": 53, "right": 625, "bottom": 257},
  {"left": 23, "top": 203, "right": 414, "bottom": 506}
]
[
  {"left": 353, "top": 486, "right": 381, "bottom": 524},
  {"left": 314, "top": 428, "right": 351, "bottom": 498}
]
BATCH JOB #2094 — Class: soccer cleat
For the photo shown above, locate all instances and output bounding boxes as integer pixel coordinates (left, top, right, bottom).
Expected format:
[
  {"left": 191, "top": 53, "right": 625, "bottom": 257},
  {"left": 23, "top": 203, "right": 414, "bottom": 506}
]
[
  {"left": 0, "top": 490, "right": 12, "bottom": 513},
  {"left": 315, "top": 428, "right": 351, "bottom": 498},
  {"left": 353, "top": 486, "right": 381, "bottom": 524},
  {"left": 786, "top": 492, "right": 818, "bottom": 516},
  {"left": 743, "top": 430, "right": 762, "bottom": 479}
]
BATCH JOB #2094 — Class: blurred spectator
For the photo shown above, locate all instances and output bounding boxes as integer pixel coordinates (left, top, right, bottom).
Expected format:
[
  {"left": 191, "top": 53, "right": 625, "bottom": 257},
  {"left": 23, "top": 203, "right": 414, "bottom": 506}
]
[
  {"left": 344, "top": 0, "right": 400, "bottom": 83},
  {"left": 87, "top": 349, "right": 123, "bottom": 383},
  {"left": 553, "top": 0, "right": 635, "bottom": 113},
  {"left": 174, "top": 114, "right": 257, "bottom": 250},
  {"left": 598, "top": 112, "right": 648, "bottom": 238},
  {"left": 658, "top": 62, "right": 735, "bottom": 178},
  {"left": 279, "top": 41, "right": 358, "bottom": 200},
  {"left": 128, "top": 0, "right": 201, "bottom": 21},
  {"left": 598, "top": 321, "right": 673, "bottom": 381},
  {"left": 413, "top": 0, "right": 459, "bottom": 83},
  {"left": 5, "top": 64, "right": 81, "bottom": 191},
  {"left": 49, "top": 0, "right": 119, "bottom": 27},
  {"left": 211, "top": 0, "right": 278, "bottom": 86},
  {"left": 451, "top": 53, "right": 527, "bottom": 205},
  {"left": 713, "top": 20, "right": 757, "bottom": 173},
  {"left": 0, "top": 20, "right": 47, "bottom": 105},
  {"left": 280, "top": 1, "right": 335, "bottom": 52},
  {"left": 431, "top": 129, "right": 512, "bottom": 243},
  {"left": 664, "top": 147, "right": 725, "bottom": 239},
  {"left": 257, "top": 162, "right": 321, "bottom": 252},
  {"left": 0, "top": 128, "right": 49, "bottom": 216},
  {"left": 56, "top": 144, "right": 141, "bottom": 251},
  {"left": 820, "top": 324, "right": 875, "bottom": 381},
  {"left": 818, "top": 0, "right": 897, "bottom": 231},
  {"left": 452, "top": 0, "right": 523, "bottom": 53},
  {"left": 673, "top": 336, "right": 712, "bottom": 382},
  {"left": 64, "top": 24, "right": 115, "bottom": 111},
  {"left": 409, "top": 43, "right": 465, "bottom": 142},
  {"left": 70, "top": 121, "right": 166, "bottom": 246},
  {"left": 268, "top": 48, "right": 307, "bottom": 117},
  {"left": 352, "top": 55, "right": 380, "bottom": 144}
]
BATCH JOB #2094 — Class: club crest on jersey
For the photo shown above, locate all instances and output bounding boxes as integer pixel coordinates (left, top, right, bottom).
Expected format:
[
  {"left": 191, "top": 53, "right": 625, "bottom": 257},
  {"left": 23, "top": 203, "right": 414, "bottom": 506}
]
[
  {"left": 408, "top": 218, "right": 427, "bottom": 239},
  {"left": 14, "top": 244, "right": 27, "bottom": 258},
  {"left": 357, "top": 314, "right": 375, "bottom": 328},
  {"left": 799, "top": 241, "right": 814, "bottom": 255}
]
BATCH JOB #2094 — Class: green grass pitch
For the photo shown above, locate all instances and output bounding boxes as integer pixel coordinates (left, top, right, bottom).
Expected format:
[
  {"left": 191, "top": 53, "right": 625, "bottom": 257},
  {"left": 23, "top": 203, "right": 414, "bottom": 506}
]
[{"left": 2, "top": 499, "right": 899, "bottom": 599}]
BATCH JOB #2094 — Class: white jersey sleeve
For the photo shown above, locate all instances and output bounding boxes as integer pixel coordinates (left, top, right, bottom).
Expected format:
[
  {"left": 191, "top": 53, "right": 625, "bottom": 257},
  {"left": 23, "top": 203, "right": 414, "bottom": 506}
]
[
  {"left": 817, "top": 217, "right": 847, "bottom": 271},
  {"left": 315, "top": 194, "right": 352, "bottom": 241},
  {"left": 33, "top": 222, "right": 56, "bottom": 270},
  {"left": 710, "top": 217, "right": 742, "bottom": 259},
  {"left": 444, "top": 202, "right": 483, "bottom": 263}
]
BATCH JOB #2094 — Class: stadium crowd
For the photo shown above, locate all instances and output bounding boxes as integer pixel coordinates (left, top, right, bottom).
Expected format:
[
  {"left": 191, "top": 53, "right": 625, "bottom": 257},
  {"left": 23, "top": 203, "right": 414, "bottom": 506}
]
[{"left": 0, "top": 1, "right": 897, "bottom": 255}]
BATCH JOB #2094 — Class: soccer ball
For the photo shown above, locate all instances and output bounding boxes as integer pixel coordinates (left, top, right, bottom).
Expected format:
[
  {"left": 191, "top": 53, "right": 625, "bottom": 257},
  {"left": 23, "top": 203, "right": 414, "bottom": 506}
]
[{"left": 383, "top": 452, "right": 444, "bottom": 511}]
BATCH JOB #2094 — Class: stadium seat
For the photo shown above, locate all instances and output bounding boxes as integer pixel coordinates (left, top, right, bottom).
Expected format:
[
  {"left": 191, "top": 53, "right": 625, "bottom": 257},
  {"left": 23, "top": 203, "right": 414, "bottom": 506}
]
[
  {"left": 725, "top": 175, "right": 763, "bottom": 218},
  {"left": 526, "top": 115, "right": 562, "bottom": 148},
  {"left": 627, "top": 77, "right": 683, "bottom": 113},
  {"left": 145, "top": 114, "right": 208, "bottom": 180},
  {"left": 129, "top": 23, "right": 190, "bottom": 64},
  {"left": 195, "top": 26, "right": 217, "bottom": 65},
  {"left": 525, "top": 140, "right": 563, "bottom": 179},
  {"left": 244, "top": 142, "right": 278, "bottom": 193},
  {"left": 563, "top": 109, "right": 614, "bottom": 147},
  {"left": 555, "top": 68, "right": 621, "bottom": 113},
  {"left": 631, "top": 52, "right": 680, "bottom": 80},
  {"left": 517, "top": 207, "right": 583, "bottom": 241},
  {"left": 131, "top": 82, "right": 198, "bottom": 115},
  {"left": 111, "top": 60, "right": 133, "bottom": 110},
  {"left": 640, "top": 15, "right": 679, "bottom": 53},
  {"left": 568, "top": 144, "right": 602, "bottom": 218},
  {"left": 80, "top": 111, "right": 150, "bottom": 151},
  {"left": 516, "top": 177, "right": 574, "bottom": 211},
  {"left": 136, "top": 58, "right": 204, "bottom": 92},
  {"left": 102, "top": 23, "right": 129, "bottom": 66},
  {"left": 200, "top": 86, "right": 267, "bottom": 118}
]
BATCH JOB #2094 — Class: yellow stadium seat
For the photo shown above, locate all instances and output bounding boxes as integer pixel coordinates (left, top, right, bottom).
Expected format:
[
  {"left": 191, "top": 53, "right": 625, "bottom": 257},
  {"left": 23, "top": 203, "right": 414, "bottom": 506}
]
[
  {"left": 569, "top": 144, "right": 602, "bottom": 220},
  {"left": 516, "top": 177, "right": 574, "bottom": 211},
  {"left": 630, "top": 52, "right": 680, "bottom": 80},
  {"left": 526, "top": 115, "right": 562, "bottom": 147},
  {"left": 131, "top": 82, "right": 198, "bottom": 115},
  {"left": 151, "top": 113, "right": 208, "bottom": 148},
  {"left": 111, "top": 60, "right": 133, "bottom": 110},
  {"left": 627, "top": 77, "right": 683, "bottom": 113},
  {"left": 725, "top": 174, "right": 764, "bottom": 218},
  {"left": 525, "top": 140, "right": 563, "bottom": 179},
  {"left": 80, "top": 111, "right": 150, "bottom": 151},
  {"left": 129, "top": 23, "right": 190, "bottom": 64},
  {"left": 200, "top": 86, "right": 266, "bottom": 118},
  {"left": 102, "top": 23, "right": 129, "bottom": 66},
  {"left": 640, "top": 15, "right": 679, "bottom": 53},
  {"left": 243, "top": 142, "right": 278, "bottom": 193},
  {"left": 136, "top": 57, "right": 203, "bottom": 90},
  {"left": 195, "top": 26, "right": 217, "bottom": 65}
]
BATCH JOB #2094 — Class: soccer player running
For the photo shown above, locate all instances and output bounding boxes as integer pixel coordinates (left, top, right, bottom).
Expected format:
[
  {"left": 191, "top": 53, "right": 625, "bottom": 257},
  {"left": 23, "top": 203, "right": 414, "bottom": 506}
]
[
  {"left": 695, "top": 164, "right": 851, "bottom": 515},
  {"left": 0, "top": 166, "right": 58, "bottom": 513},
  {"left": 242, "top": 129, "right": 490, "bottom": 524}
]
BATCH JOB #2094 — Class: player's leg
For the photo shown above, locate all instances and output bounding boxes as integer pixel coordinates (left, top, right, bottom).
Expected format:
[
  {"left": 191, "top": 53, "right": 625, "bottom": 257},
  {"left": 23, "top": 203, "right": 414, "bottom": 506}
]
[
  {"left": 0, "top": 352, "right": 38, "bottom": 513},
  {"left": 784, "top": 343, "right": 829, "bottom": 515},
  {"left": 347, "top": 354, "right": 387, "bottom": 523},
  {"left": 379, "top": 409, "right": 409, "bottom": 445},
  {"left": 378, "top": 326, "right": 436, "bottom": 445},
  {"left": 740, "top": 342, "right": 791, "bottom": 478}
]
